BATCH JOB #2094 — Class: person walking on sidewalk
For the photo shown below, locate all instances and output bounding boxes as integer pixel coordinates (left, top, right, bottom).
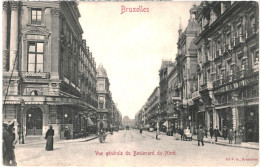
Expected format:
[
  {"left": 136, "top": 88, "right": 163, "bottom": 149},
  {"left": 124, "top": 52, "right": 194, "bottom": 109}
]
[
  {"left": 197, "top": 126, "right": 204, "bottom": 146},
  {"left": 209, "top": 127, "right": 213, "bottom": 139},
  {"left": 214, "top": 126, "right": 220, "bottom": 142},
  {"left": 204, "top": 127, "right": 208, "bottom": 138},
  {"left": 222, "top": 126, "right": 228, "bottom": 140},
  {"left": 45, "top": 125, "right": 54, "bottom": 151},
  {"left": 227, "top": 128, "right": 234, "bottom": 144}
]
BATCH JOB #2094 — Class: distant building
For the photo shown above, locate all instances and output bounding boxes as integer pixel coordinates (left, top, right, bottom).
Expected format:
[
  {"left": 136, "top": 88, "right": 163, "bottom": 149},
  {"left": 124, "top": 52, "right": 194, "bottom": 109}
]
[
  {"left": 159, "top": 60, "right": 174, "bottom": 124},
  {"left": 122, "top": 116, "right": 135, "bottom": 128}
]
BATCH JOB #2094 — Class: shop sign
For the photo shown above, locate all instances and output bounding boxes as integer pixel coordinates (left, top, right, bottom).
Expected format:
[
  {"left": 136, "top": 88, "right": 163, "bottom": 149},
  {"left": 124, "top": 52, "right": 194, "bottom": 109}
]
[
  {"left": 22, "top": 72, "right": 49, "bottom": 79},
  {"left": 214, "top": 76, "right": 258, "bottom": 94}
]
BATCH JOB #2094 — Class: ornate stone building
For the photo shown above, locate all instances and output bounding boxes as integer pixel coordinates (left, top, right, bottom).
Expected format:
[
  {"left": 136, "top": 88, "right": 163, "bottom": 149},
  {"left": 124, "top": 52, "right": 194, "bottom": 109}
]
[
  {"left": 96, "top": 64, "right": 115, "bottom": 130},
  {"left": 159, "top": 60, "right": 174, "bottom": 126},
  {"left": 175, "top": 4, "right": 199, "bottom": 132},
  {"left": 194, "top": 1, "right": 259, "bottom": 142},
  {"left": 2, "top": 1, "right": 97, "bottom": 141}
]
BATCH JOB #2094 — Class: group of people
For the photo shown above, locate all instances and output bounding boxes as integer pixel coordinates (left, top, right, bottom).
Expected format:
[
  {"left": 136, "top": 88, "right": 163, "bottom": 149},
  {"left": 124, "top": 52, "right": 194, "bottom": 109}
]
[
  {"left": 3, "top": 121, "right": 18, "bottom": 166},
  {"left": 177, "top": 125, "right": 235, "bottom": 145}
]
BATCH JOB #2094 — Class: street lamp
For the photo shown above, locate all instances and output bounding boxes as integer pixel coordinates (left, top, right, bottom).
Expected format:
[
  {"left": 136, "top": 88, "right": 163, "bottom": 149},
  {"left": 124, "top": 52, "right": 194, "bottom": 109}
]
[{"left": 21, "top": 99, "right": 25, "bottom": 144}]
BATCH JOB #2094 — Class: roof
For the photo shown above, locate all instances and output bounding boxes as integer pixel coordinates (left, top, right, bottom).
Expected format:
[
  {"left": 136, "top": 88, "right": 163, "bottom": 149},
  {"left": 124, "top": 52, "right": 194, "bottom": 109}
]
[{"left": 97, "top": 64, "right": 107, "bottom": 77}]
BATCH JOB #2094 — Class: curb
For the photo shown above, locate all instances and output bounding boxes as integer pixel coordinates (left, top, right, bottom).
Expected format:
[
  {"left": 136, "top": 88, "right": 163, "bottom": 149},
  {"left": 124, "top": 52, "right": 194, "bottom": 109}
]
[{"left": 193, "top": 138, "right": 259, "bottom": 150}]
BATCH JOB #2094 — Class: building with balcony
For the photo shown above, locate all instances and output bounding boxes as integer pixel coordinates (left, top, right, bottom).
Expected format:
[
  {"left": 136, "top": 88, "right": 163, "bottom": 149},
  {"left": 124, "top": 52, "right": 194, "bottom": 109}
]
[
  {"left": 96, "top": 64, "right": 115, "bottom": 131},
  {"left": 2, "top": 1, "right": 98, "bottom": 141},
  {"left": 159, "top": 59, "right": 174, "bottom": 125},
  {"left": 167, "top": 61, "right": 182, "bottom": 132},
  {"left": 194, "top": 1, "right": 259, "bottom": 142},
  {"left": 175, "top": 4, "right": 199, "bottom": 132},
  {"left": 145, "top": 87, "right": 160, "bottom": 130}
]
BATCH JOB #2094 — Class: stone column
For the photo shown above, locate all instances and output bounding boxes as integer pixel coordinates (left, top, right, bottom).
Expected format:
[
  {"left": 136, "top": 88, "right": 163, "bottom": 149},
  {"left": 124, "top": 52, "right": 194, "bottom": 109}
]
[
  {"left": 9, "top": 2, "right": 19, "bottom": 72},
  {"left": 2, "top": 2, "right": 8, "bottom": 71}
]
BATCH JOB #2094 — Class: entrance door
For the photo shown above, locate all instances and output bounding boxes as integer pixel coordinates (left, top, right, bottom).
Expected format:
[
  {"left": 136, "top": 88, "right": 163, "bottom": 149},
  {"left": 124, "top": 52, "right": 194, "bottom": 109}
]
[{"left": 26, "top": 107, "right": 43, "bottom": 135}]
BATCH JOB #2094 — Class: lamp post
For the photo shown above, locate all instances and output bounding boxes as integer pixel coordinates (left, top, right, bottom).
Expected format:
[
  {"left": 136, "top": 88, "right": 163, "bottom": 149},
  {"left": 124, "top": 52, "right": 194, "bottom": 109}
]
[
  {"left": 21, "top": 99, "right": 25, "bottom": 144},
  {"left": 157, "top": 105, "right": 160, "bottom": 133}
]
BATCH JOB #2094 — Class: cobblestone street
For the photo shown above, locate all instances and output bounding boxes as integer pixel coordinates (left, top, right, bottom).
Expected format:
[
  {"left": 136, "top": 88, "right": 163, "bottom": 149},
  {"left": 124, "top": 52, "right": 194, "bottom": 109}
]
[{"left": 15, "top": 130, "right": 258, "bottom": 166}]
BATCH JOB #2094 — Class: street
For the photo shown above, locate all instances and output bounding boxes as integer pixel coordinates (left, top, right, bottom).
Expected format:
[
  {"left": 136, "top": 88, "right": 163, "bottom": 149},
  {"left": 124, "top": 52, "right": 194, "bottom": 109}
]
[{"left": 15, "top": 129, "right": 258, "bottom": 166}]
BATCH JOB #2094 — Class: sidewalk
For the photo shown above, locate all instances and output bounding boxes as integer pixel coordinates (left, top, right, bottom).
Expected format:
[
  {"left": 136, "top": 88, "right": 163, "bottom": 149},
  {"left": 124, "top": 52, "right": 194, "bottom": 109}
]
[
  {"left": 16, "top": 134, "right": 99, "bottom": 147},
  {"left": 191, "top": 135, "right": 259, "bottom": 150},
  {"left": 144, "top": 130, "right": 259, "bottom": 150}
]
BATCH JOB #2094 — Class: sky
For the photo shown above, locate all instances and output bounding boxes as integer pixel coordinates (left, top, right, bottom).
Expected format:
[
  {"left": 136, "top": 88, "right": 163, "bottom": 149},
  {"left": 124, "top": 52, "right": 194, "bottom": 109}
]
[{"left": 78, "top": 1, "right": 201, "bottom": 119}]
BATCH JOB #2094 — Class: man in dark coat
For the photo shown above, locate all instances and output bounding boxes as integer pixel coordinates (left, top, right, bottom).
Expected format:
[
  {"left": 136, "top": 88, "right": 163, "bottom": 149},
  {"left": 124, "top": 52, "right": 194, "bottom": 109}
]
[
  {"left": 3, "top": 123, "right": 13, "bottom": 166},
  {"left": 222, "top": 126, "right": 228, "bottom": 140},
  {"left": 197, "top": 126, "right": 204, "bottom": 146},
  {"left": 64, "top": 128, "right": 70, "bottom": 140},
  {"left": 45, "top": 125, "right": 54, "bottom": 151},
  {"left": 214, "top": 126, "right": 220, "bottom": 142},
  {"left": 209, "top": 127, "right": 213, "bottom": 139},
  {"left": 204, "top": 127, "right": 208, "bottom": 138}
]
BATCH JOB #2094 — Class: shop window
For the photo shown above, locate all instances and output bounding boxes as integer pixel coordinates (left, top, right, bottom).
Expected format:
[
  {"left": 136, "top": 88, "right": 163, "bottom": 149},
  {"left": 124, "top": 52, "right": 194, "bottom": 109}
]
[
  {"left": 31, "top": 9, "right": 42, "bottom": 25},
  {"left": 28, "top": 42, "right": 44, "bottom": 72}
]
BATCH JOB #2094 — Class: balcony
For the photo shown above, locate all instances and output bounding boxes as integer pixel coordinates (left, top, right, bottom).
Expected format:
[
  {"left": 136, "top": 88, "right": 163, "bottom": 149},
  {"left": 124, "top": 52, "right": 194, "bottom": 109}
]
[
  {"left": 213, "top": 68, "right": 258, "bottom": 88},
  {"left": 200, "top": 82, "right": 213, "bottom": 92}
]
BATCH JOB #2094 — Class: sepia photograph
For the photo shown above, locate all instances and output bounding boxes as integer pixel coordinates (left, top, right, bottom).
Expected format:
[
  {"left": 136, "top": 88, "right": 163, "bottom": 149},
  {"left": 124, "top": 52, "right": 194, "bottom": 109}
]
[{"left": 1, "top": 0, "right": 259, "bottom": 166}]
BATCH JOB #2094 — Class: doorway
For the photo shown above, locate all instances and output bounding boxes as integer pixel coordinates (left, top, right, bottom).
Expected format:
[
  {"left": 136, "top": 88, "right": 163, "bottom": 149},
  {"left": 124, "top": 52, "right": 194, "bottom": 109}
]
[{"left": 26, "top": 107, "right": 43, "bottom": 135}]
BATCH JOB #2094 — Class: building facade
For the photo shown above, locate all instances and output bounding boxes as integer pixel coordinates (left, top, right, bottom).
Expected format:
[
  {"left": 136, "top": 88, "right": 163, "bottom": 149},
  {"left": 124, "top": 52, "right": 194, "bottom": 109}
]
[
  {"left": 96, "top": 64, "right": 116, "bottom": 131},
  {"left": 2, "top": 1, "right": 97, "bottom": 141},
  {"left": 175, "top": 4, "right": 199, "bottom": 132},
  {"left": 167, "top": 61, "right": 182, "bottom": 132},
  {"left": 145, "top": 87, "right": 160, "bottom": 129},
  {"left": 159, "top": 60, "right": 174, "bottom": 128},
  {"left": 194, "top": 1, "right": 259, "bottom": 142}
]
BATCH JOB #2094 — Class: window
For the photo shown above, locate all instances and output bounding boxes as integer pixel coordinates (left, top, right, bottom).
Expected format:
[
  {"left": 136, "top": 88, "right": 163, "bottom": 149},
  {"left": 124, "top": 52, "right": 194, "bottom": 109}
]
[
  {"left": 28, "top": 42, "right": 44, "bottom": 72},
  {"left": 250, "top": 16, "right": 255, "bottom": 28},
  {"left": 31, "top": 9, "right": 42, "bottom": 25},
  {"left": 98, "top": 96, "right": 105, "bottom": 109},
  {"left": 99, "top": 84, "right": 104, "bottom": 91}
]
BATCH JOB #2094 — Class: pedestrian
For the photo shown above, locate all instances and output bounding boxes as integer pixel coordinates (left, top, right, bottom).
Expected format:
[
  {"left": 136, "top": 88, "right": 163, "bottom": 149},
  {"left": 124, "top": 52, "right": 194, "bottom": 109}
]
[
  {"left": 227, "top": 128, "right": 234, "bottom": 144},
  {"left": 45, "top": 125, "right": 54, "bottom": 151},
  {"left": 204, "top": 127, "right": 208, "bottom": 138},
  {"left": 64, "top": 128, "right": 70, "bottom": 140},
  {"left": 156, "top": 128, "right": 160, "bottom": 140},
  {"left": 139, "top": 128, "right": 142, "bottom": 134},
  {"left": 197, "top": 126, "right": 204, "bottom": 146},
  {"left": 209, "top": 127, "right": 213, "bottom": 139},
  {"left": 3, "top": 122, "right": 13, "bottom": 166},
  {"left": 179, "top": 128, "right": 184, "bottom": 140},
  {"left": 10, "top": 127, "right": 18, "bottom": 166},
  {"left": 214, "top": 126, "right": 220, "bottom": 142},
  {"left": 222, "top": 126, "right": 228, "bottom": 140}
]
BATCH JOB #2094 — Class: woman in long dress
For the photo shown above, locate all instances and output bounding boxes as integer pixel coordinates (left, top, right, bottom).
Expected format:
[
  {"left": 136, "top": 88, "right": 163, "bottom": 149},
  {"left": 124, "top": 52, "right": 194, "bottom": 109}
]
[{"left": 45, "top": 125, "right": 54, "bottom": 151}]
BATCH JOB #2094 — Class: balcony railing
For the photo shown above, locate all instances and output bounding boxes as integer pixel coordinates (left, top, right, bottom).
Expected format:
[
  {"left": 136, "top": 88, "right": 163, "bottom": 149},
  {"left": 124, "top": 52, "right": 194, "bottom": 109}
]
[{"left": 213, "top": 68, "right": 257, "bottom": 88}]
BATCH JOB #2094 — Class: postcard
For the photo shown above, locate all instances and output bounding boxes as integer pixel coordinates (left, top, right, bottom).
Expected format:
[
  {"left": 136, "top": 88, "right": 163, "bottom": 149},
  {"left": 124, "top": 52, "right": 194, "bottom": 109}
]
[{"left": 2, "top": 0, "right": 259, "bottom": 166}]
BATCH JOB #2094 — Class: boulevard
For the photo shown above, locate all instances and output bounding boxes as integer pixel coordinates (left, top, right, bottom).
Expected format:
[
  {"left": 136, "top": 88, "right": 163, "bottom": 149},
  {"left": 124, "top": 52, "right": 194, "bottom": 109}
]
[{"left": 15, "top": 129, "right": 258, "bottom": 166}]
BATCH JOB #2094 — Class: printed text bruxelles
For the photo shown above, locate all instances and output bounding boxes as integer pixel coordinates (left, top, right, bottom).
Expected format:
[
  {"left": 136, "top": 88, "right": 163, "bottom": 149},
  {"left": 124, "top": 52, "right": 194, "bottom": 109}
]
[{"left": 121, "top": 5, "right": 149, "bottom": 14}]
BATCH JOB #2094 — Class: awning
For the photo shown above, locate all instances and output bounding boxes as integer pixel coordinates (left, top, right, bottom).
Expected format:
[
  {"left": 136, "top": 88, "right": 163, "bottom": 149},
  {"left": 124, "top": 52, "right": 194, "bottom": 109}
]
[
  {"left": 87, "top": 117, "right": 94, "bottom": 127},
  {"left": 215, "top": 105, "right": 231, "bottom": 110}
]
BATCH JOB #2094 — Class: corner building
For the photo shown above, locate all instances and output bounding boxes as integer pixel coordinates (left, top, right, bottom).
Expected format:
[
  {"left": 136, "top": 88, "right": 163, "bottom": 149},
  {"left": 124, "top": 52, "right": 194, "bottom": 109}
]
[
  {"left": 2, "top": 1, "right": 98, "bottom": 141},
  {"left": 195, "top": 1, "right": 259, "bottom": 142}
]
